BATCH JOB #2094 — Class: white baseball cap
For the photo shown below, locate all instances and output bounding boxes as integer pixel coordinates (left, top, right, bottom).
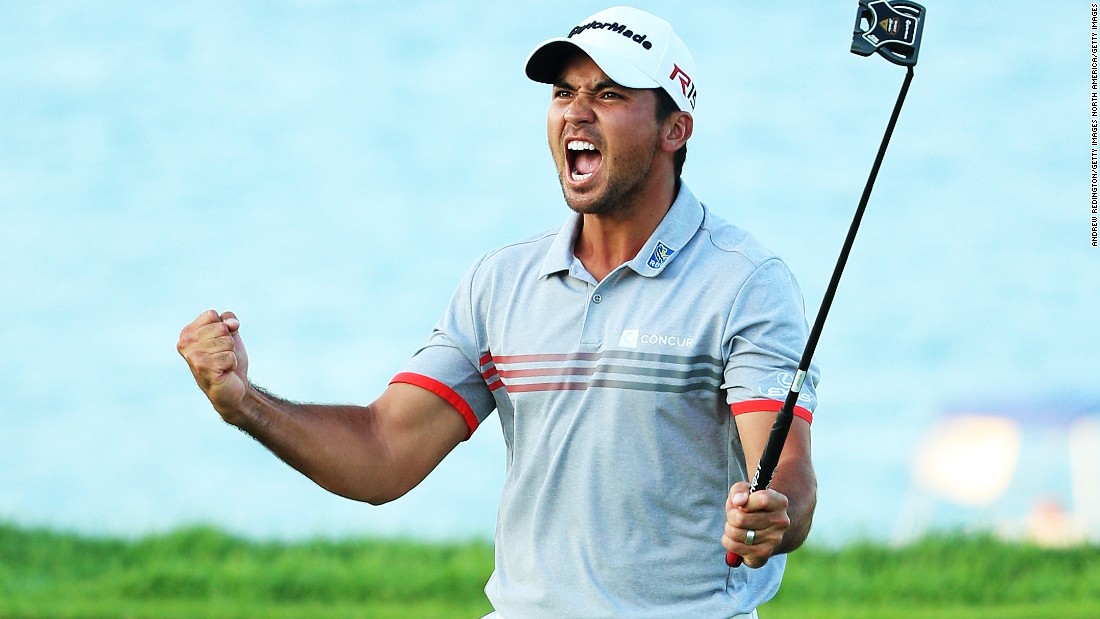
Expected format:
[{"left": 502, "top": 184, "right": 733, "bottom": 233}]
[{"left": 525, "top": 6, "right": 699, "bottom": 114}]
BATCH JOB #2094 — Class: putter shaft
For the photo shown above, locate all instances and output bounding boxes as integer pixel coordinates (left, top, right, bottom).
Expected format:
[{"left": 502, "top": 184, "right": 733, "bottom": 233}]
[{"left": 726, "top": 66, "right": 915, "bottom": 568}]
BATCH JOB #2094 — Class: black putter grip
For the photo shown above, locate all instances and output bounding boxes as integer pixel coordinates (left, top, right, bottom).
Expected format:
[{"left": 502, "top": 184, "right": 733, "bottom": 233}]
[{"left": 725, "top": 387, "right": 799, "bottom": 567}]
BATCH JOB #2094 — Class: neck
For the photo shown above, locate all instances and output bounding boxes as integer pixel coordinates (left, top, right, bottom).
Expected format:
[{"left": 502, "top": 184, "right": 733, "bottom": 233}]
[{"left": 574, "top": 176, "right": 679, "bottom": 282}]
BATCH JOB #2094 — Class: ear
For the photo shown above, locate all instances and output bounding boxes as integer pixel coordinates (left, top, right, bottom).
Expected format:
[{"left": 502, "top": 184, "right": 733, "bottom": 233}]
[{"left": 659, "top": 112, "right": 693, "bottom": 154}]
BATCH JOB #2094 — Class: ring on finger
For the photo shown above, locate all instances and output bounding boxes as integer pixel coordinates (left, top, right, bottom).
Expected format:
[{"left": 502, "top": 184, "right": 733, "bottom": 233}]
[{"left": 745, "top": 529, "right": 756, "bottom": 545}]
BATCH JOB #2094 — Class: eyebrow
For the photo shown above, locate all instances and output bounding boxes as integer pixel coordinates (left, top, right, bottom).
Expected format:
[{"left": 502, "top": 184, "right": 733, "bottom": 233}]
[{"left": 553, "top": 78, "right": 624, "bottom": 92}]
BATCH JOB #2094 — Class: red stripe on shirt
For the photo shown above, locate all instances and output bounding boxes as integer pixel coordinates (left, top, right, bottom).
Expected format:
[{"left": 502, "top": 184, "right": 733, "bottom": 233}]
[
  {"left": 390, "top": 372, "right": 479, "bottom": 439},
  {"left": 729, "top": 399, "right": 813, "bottom": 425},
  {"left": 497, "top": 366, "right": 591, "bottom": 378},
  {"left": 479, "top": 353, "right": 500, "bottom": 382}
]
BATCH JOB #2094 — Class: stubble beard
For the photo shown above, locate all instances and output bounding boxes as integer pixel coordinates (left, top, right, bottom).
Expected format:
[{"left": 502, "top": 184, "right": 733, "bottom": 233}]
[{"left": 558, "top": 138, "right": 660, "bottom": 218}]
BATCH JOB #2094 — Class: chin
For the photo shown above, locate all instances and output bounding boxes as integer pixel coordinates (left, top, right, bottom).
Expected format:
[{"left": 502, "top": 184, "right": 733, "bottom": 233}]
[
  {"left": 558, "top": 177, "right": 607, "bottom": 215},
  {"left": 561, "top": 186, "right": 599, "bottom": 214},
  {"left": 565, "top": 195, "right": 619, "bottom": 217}
]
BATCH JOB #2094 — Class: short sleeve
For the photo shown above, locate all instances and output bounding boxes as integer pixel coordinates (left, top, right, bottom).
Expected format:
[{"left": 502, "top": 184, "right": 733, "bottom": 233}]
[
  {"left": 393, "top": 259, "right": 497, "bottom": 439},
  {"left": 722, "top": 258, "right": 819, "bottom": 423}
]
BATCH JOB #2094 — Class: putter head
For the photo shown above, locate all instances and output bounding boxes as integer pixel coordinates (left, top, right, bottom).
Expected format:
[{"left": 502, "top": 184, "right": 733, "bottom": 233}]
[{"left": 851, "top": 0, "right": 925, "bottom": 66}]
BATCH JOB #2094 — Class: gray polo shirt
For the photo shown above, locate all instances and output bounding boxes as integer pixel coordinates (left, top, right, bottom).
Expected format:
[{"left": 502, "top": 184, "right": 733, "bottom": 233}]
[{"left": 395, "top": 182, "right": 818, "bottom": 618}]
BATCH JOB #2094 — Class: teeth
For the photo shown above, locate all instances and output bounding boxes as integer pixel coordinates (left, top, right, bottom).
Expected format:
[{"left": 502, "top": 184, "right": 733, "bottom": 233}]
[{"left": 566, "top": 140, "right": 597, "bottom": 182}]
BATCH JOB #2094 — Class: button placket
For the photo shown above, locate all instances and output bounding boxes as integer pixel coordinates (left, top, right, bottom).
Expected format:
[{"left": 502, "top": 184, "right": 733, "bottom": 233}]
[{"left": 580, "top": 282, "right": 610, "bottom": 346}]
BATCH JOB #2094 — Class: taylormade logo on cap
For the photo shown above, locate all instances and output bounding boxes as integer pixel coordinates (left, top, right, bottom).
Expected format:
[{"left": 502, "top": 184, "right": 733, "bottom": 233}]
[
  {"left": 525, "top": 6, "right": 699, "bottom": 113},
  {"left": 568, "top": 20, "right": 654, "bottom": 50}
]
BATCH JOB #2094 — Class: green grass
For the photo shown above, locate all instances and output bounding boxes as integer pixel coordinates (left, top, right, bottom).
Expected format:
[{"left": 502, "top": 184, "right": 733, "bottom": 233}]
[
  {"left": 766, "top": 533, "right": 1100, "bottom": 619},
  {"left": 0, "top": 524, "right": 494, "bottom": 618},
  {"left": 1, "top": 524, "right": 1098, "bottom": 618}
]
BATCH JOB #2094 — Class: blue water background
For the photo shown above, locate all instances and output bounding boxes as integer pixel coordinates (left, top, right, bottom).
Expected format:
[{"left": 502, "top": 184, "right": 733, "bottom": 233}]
[{"left": 1, "top": 1, "right": 1095, "bottom": 546}]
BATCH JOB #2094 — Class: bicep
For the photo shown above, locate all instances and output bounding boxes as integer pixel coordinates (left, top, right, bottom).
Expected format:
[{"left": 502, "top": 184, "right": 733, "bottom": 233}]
[{"left": 365, "top": 382, "right": 471, "bottom": 502}]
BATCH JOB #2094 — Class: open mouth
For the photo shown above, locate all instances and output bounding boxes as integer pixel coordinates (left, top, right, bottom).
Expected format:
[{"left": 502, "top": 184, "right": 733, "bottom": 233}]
[{"left": 566, "top": 140, "right": 602, "bottom": 183}]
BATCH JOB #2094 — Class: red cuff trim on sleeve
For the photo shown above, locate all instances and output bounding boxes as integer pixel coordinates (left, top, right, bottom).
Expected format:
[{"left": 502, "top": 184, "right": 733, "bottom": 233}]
[
  {"left": 730, "top": 399, "right": 813, "bottom": 425},
  {"left": 390, "top": 372, "right": 479, "bottom": 440}
]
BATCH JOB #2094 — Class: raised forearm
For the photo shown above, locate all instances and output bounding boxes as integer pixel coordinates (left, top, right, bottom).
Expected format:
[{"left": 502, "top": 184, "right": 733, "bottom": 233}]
[
  {"left": 228, "top": 381, "right": 467, "bottom": 505},
  {"left": 232, "top": 384, "right": 401, "bottom": 504}
]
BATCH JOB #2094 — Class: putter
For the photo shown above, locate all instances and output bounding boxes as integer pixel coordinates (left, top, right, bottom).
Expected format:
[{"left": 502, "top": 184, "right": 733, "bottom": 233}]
[{"left": 726, "top": 0, "right": 925, "bottom": 568}]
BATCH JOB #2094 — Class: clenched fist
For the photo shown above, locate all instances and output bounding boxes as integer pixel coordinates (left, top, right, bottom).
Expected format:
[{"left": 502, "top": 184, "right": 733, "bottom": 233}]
[
  {"left": 722, "top": 481, "right": 792, "bottom": 569},
  {"left": 177, "top": 309, "right": 250, "bottom": 423}
]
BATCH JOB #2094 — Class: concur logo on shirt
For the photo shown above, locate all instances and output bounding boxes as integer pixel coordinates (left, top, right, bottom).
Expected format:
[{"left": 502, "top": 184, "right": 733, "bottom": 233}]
[
  {"left": 647, "top": 241, "right": 675, "bottom": 269},
  {"left": 619, "top": 328, "right": 695, "bottom": 349}
]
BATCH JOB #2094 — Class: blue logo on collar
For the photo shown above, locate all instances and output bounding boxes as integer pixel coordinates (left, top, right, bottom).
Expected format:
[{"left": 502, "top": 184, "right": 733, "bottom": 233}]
[{"left": 647, "top": 241, "right": 675, "bottom": 269}]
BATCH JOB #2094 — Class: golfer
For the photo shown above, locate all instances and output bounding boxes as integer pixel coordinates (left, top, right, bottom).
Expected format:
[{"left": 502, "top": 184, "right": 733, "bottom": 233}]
[{"left": 178, "top": 6, "right": 818, "bottom": 618}]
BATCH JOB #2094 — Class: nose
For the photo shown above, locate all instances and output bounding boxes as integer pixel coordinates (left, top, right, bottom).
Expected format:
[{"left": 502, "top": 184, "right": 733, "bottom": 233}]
[{"left": 563, "top": 94, "right": 595, "bottom": 126}]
